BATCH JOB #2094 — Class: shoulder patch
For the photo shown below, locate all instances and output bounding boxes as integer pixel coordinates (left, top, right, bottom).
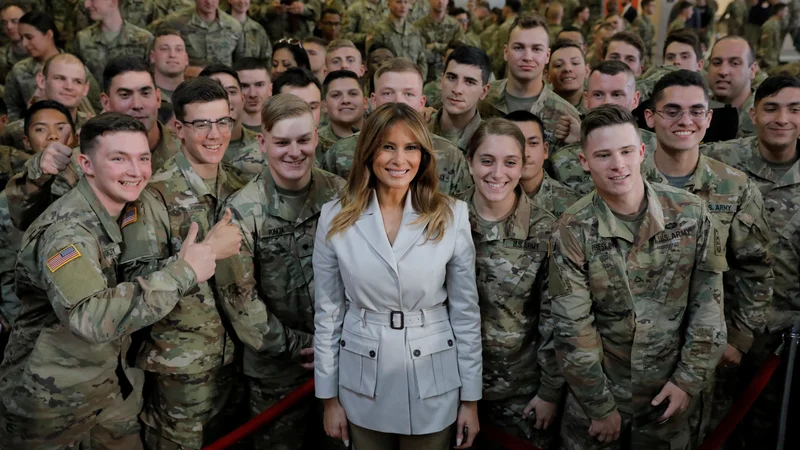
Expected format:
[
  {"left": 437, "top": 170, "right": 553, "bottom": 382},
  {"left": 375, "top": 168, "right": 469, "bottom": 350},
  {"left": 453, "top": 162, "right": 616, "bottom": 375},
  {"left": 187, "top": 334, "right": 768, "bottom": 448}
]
[
  {"left": 121, "top": 207, "right": 138, "bottom": 229},
  {"left": 47, "top": 244, "right": 82, "bottom": 272}
]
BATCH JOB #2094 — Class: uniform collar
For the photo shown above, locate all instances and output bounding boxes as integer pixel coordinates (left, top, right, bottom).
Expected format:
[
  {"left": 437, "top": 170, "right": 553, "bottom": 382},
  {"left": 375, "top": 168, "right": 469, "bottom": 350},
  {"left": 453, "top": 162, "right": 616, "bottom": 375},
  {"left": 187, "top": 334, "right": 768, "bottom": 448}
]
[
  {"left": 594, "top": 180, "right": 665, "bottom": 245},
  {"left": 429, "top": 108, "right": 482, "bottom": 151},
  {"left": 175, "top": 148, "right": 228, "bottom": 200},
  {"left": 465, "top": 186, "right": 531, "bottom": 243},
  {"left": 76, "top": 177, "right": 123, "bottom": 243},
  {"left": 751, "top": 137, "right": 800, "bottom": 187},
  {"left": 262, "top": 166, "right": 325, "bottom": 225},
  {"left": 643, "top": 150, "right": 714, "bottom": 193}
]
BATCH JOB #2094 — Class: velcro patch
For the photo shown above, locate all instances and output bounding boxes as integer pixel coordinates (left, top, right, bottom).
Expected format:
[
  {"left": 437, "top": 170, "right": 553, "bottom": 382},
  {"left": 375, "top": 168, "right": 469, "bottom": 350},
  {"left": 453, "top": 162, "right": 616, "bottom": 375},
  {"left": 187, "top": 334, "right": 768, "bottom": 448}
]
[
  {"left": 46, "top": 244, "right": 82, "bottom": 272},
  {"left": 121, "top": 207, "right": 137, "bottom": 229}
]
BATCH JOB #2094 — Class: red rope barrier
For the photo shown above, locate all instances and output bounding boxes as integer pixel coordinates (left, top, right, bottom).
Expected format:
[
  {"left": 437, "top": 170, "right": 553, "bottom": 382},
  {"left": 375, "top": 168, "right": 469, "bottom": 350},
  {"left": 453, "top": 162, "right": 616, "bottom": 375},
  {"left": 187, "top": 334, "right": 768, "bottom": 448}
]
[
  {"left": 481, "top": 424, "right": 543, "bottom": 450},
  {"left": 202, "top": 378, "right": 315, "bottom": 450}
]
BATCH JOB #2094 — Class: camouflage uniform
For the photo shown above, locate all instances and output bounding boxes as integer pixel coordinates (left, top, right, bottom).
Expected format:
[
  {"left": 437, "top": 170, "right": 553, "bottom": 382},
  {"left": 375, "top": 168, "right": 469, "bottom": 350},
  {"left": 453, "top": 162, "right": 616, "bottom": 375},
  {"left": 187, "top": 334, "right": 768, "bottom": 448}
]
[
  {"left": 0, "top": 144, "right": 32, "bottom": 190},
  {"left": 636, "top": 64, "right": 680, "bottom": 103},
  {"left": 342, "top": 0, "right": 388, "bottom": 48},
  {"left": 463, "top": 31, "right": 482, "bottom": 48},
  {"left": 487, "top": 17, "right": 514, "bottom": 78},
  {"left": 150, "top": 7, "right": 246, "bottom": 68},
  {"left": 408, "top": 0, "right": 429, "bottom": 24},
  {"left": 316, "top": 123, "right": 357, "bottom": 165},
  {"left": 632, "top": 14, "right": 655, "bottom": 62},
  {"left": 723, "top": 0, "right": 748, "bottom": 37},
  {"left": 423, "top": 76, "right": 442, "bottom": 109},
  {"left": 227, "top": 141, "right": 267, "bottom": 177},
  {"left": 458, "top": 186, "right": 559, "bottom": 450},
  {"left": 427, "top": 108, "right": 482, "bottom": 154},
  {"left": 70, "top": 21, "right": 154, "bottom": 91},
  {"left": 479, "top": 79, "right": 582, "bottom": 151},
  {"left": 549, "top": 128, "right": 658, "bottom": 195},
  {"left": 225, "top": 126, "right": 260, "bottom": 167},
  {"left": 48, "top": 0, "right": 80, "bottom": 38},
  {"left": 0, "top": 111, "right": 91, "bottom": 151},
  {"left": 0, "top": 44, "right": 27, "bottom": 91},
  {"left": 118, "top": 150, "right": 249, "bottom": 449},
  {"left": 155, "top": 0, "right": 195, "bottom": 16},
  {"left": 668, "top": 17, "right": 686, "bottom": 33},
  {"left": 66, "top": 0, "right": 163, "bottom": 44},
  {"left": 549, "top": 181, "right": 728, "bottom": 450},
  {"left": 370, "top": 18, "right": 429, "bottom": 80},
  {"left": 737, "top": 91, "right": 756, "bottom": 138},
  {"left": 215, "top": 166, "right": 344, "bottom": 448},
  {"left": 414, "top": 14, "right": 465, "bottom": 83},
  {"left": 240, "top": 17, "right": 272, "bottom": 60},
  {"left": 4, "top": 56, "right": 103, "bottom": 122},
  {"left": 529, "top": 172, "right": 580, "bottom": 220},
  {"left": 0, "top": 192, "right": 22, "bottom": 328},
  {"left": 261, "top": 0, "right": 321, "bottom": 43},
  {"left": 0, "top": 178, "right": 196, "bottom": 449},
  {"left": 322, "top": 131, "right": 473, "bottom": 195},
  {"left": 758, "top": 16, "right": 782, "bottom": 70}
]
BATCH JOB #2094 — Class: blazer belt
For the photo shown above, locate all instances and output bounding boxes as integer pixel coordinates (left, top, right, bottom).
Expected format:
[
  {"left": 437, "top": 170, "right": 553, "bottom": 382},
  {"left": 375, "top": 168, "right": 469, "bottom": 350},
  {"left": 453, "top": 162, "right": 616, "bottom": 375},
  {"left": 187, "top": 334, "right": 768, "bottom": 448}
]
[{"left": 348, "top": 304, "right": 449, "bottom": 330}]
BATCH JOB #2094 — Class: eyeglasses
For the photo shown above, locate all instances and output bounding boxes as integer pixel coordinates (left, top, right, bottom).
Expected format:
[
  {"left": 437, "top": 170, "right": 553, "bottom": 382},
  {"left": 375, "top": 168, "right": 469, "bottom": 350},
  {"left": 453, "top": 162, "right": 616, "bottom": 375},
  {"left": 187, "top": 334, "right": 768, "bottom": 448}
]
[
  {"left": 277, "top": 38, "right": 303, "bottom": 48},
  {"left": 180, "top": 117, "right": 235, "bottom": 133},
  {"left": 321, "top": 20, "right": 342, "bottom": 26},
  {"left": 652, "top": 107, "right": 710, "bottom": 121}
]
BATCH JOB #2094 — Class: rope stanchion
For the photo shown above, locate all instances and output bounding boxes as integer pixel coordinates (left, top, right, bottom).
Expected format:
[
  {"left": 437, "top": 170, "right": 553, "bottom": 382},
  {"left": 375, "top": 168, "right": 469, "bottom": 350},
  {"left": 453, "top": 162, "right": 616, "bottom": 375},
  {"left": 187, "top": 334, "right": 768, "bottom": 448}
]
[
  {"left": 202, "top": 378, "right": 315, "bottom": 450},
  {"left": 481, "top": 423, "right": 543, "bottom": 450}
]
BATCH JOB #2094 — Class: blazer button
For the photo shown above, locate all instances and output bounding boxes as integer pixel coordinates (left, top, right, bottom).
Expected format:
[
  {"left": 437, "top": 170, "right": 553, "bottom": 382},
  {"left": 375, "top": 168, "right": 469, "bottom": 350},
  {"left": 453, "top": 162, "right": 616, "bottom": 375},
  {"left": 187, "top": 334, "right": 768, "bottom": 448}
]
[
  {"left": 340, "top": 340, "right": 346, "bottom": 347},
  {"left": 447, "top": 339, "right": 454, "bottom": 347},
  {"left": 369, "top": 350, "right": 376, "bottom": 358},
  {"left": 413, "top": 349, "right": 421, "bottom": 357}
]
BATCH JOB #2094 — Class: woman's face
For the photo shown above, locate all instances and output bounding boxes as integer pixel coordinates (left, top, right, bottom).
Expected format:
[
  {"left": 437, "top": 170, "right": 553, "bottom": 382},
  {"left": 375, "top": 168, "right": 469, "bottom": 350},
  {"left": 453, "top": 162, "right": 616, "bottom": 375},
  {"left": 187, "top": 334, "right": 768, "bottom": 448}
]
[
  {"left": 19, "top": 23, "right": 53, "bottom": 59},
  {"left": 469, "top": 134, "right": 523, "bottom": 204},
  {"left": 271, "top": 48, "right": 298, "bottom": 78},
  {"left": 372, "top": 123, "right": 422, "bottom": 195}
]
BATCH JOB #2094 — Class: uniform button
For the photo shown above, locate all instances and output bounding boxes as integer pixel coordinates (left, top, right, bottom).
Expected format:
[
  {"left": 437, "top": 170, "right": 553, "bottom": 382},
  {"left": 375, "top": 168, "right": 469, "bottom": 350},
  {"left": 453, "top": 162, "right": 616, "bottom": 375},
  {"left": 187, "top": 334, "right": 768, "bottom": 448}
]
[
  {"left": 413, "top": 349, "right": 421, "bottom": 357},
  {"left": 340, "top": 340, "right": 346, "bottom": 347},
  {"left": 447, "top": 339, "right": 454, "bottom": 347},
  {"left": 369, "top": 350, "right": 376, "bottom": 358}
]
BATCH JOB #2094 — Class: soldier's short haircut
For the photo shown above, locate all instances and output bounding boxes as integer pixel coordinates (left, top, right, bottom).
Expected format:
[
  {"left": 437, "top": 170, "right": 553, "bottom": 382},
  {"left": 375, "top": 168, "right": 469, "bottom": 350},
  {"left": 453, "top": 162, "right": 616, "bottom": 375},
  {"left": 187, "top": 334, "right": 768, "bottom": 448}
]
[
  {"left": 589, "top": 60, "right": 636, "bottom": 89},
  {"left": 467, "top": 118, "right": 526, "bottom": 163},
  {"left": 374, "top": 57, "right": 423, "bottom": 85},
  {"left": 19, "top": 12, "right": 58, "bottom": 42},
  {"left": 320, "top": 8, "right": 341, "bottom": 18},
  {"left": 773, "top": 3, "right": 788, "bottom": 14},
  {"left": 641, "top": 0, "right": 653, "bottom": 6},
  {"left": 272, "top": 41, "right": 311, "bottom": 71},
  {"left": 327, "top": 39, "right": 358, "bottom": 53},
  {"left": 449, "top": 7, "right": 469, "bottom": 19},
  {"left": 558, "top": 25, "right": 585, "bottom": 40},
  {"left": 273, "top": 67, "right": 322, "bottom": 96},
  {"left": 505, "top": 0, "right": 522, "bottom": 14},
  {"left": 571, "top": 5, "right": 588, "bottom": 19},
  {"left": 199, "top": 64, "right": 241, "bottom": 88},
  {"left": 755, "top": 75, "right": 800, "bottom": 105},
  {"left": 444, "top": 46, "right": 492, "bottom": 85},
  {"left": 42, "top": 53, "right": 87, "bottom": 79},
  {"left": 368, "top": 43, "right": 393, "bottom": 58},
  {"left": 676, "top": 1, "right": 692, "bottom": 13},
  {"left": 509, "top": 13, "right": 548, "bottom": 42},
  {"left": 477, "top": 0, "right": 490, "bottom": 9},
  {"left": 0, "top": 2, "right": 28, "bottom": 14},
  {"left": 80, "top": 112, "right": 147, "bottom": 157},
  {"left": 158, "top": 100, "right": 174, "bottom": 125},
  {"left": 24, "top": 100, "right": 75, "bottom": 137},
  {"left": 651, "top": 69, "right": 710, "bottom": 106},
  {"left": 233, "top": 57, "right": 270, "bottom": 77},
  {"left": 102, "top": 56, "right": 155, "bottom": 94},
  {"left": 504, "top": 110, "right": 545, "bottom": 140},
  {"left": 322, "top": 70, "right": 362, "bottom": 97},
  {"left": 171, "top": 77, "right": 229, "bottom": 122},
  {"left": 261, "top": 93, "right": 313, "bottom": 133},
  {"left": 602, "top": 31, "right": 645, "bottom": 61},
  {"left": 711, "top": 35, "right": 756, "bottom": 66},
  {"left": 664, "top": 29, "right": 702, "bottom": 61},
  {"left": 550, "top": 38, "right": 584, "bottom": 58},
  {"left": 303, "top": 36, "right": 329, "bottom": 49},
  {"left": 153, "top": 27, "right": 184, "bottom": 43},
  {"left": 595, "top": 22, "right": 616, "bottom": 35},
  {"left": 580, "top": 104, "right": 638, "bottom": 148}
]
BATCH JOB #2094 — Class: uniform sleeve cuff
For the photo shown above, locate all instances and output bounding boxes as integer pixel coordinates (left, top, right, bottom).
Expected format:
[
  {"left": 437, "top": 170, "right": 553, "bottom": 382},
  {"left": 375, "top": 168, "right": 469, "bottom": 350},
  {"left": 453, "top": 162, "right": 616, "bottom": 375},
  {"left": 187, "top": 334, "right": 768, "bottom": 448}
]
[
  {"left": 670, "top": 370, "right": 702, "bottom": 397},
  {"left": 162, "top": 259, "right": 198, "bottom": 295},
  {"left": 727, "top": 326, "right": 754, "bottom": 354},
  {"left": 536, "top": 385, "right": 563, "bottom": 404}
]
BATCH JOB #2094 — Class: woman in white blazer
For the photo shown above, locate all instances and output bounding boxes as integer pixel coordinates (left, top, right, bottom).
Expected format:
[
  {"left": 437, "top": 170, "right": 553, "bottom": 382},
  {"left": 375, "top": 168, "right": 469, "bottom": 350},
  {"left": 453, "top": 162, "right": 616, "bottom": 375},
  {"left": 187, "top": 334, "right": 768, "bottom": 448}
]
[{"left": 313, "top": 102, "right": 482, "bottom": 449}]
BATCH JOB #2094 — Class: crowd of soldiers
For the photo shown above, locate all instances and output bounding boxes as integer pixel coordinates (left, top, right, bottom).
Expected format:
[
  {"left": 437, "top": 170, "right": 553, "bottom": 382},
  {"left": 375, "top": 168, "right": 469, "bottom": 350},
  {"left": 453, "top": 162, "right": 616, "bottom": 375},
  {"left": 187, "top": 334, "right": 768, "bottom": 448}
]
[{"left": 0, "top": 0, "right": 796, "bottom": 449}]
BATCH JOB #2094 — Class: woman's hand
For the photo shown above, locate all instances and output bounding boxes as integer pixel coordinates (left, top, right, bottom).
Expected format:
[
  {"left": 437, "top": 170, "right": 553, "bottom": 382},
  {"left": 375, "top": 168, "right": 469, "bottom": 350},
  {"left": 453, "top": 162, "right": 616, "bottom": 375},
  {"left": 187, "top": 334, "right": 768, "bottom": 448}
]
[
  {"left": 323, "top": 397, "right": 350, "bottom": 447},
  {"left": 454, "top": 401, "right": 479, "bottom": 448}
]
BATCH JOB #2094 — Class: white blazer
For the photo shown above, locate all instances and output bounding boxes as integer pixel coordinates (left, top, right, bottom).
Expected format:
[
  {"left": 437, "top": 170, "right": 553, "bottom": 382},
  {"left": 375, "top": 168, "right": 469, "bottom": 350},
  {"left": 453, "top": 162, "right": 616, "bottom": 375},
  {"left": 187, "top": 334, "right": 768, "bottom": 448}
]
[{"left": 313, "top": 190, "right": 482, "bottom": 435}]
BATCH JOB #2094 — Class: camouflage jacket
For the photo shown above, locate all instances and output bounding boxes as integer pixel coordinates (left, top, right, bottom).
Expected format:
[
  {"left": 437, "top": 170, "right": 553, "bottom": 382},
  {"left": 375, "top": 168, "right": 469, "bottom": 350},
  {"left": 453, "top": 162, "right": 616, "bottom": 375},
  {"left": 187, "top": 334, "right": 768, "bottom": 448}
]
[
  {"left": 0, "top": 145, "right": 32, "bottom": 190},
  {"left": 458, "top": 187, "right": 556, "bottom": 402},
  {"left": 240, "top": 17, "right": 272, "bottom": 60},
  {"left": 150, "top": 7, "right": 246, "bottom": 67},
  {"left": 0, "top": 44, "right": 27, "bottom": 90},
  {"left": 723, "top": 0, "right": 749, "bottom": 37},
  {"left": 414, "top": 15, "right": 466, "bottom": 81},
  {"left": 529, "top": 172, "right": 581, "bottom": 220},
  {"left": 427, "top": 108, "right": 482, "bottom": 154},
  {"left": 737, "top": 91, "right": 756, "bottom": 138},
  {"left": 371, "top": 18, "right": 429, "bottom": 80},
  {"left": 478, "top": 79, "right": 581, "bottom": 151},
  {"left": 155, "top": 0, "right": 194, "bottom": 16},
  {"left": 70, "top": 21, "right": 154, "bottom": 90},
  {"left": 66, "top": 0, "right": 162, "bottom": 38},
  {"left": 215, "top": 167, "right": 344, "bottom": 381},
  {"left": 632, "top": 14, "right": 655, "bottom": 60},
  {"left": 342, "top": 0, "right": 388, "bottom": 47},
  {"left": 636, "top": 64, "right": 680, "bottom": 103},
  {"left": 322, "top": 131, "right": 474, "bottom": 196},
  {"left": 549, "top": 181, "right": 727, "bottom": 418},
  {"left": 262, "top": 0, "right": 321, "bottom": 42},
  {"left": 487, "top": 17, "right": 514, "bottom": 78},
  {"left": 317, "top": 123, "right": 357, "bottom": 163},
  {"left": 0, "top": 179, "right": 195, "bottom": 427},
  {"left": 703, "top": 137, "right": 800, "bottom": 331},
  {"left": 549, "top": 128, "right": 658, "bottom": 195},
  {"left": 119, "top": 150, "right": 249, "bottom": 374},
  {"left": 408, "top": 0, "right": 429, "bottom": 23},
  {"left": 0, "top": 111, "right": 92, "bottom": 151},
  {"left": 758, "top": 17, "right": 782, "bottom": 70},
  {"left": 0, "top": 192, "right": 22, "bottom": 327},
  {"left": 423, "top": 76, "right": 442, "bottom": 109},
  {"left": 225, "top": 126, "right": 260, "bottom": 167},
  {"left": 642, "top": 152, "right": 773, "bottom": 352}
]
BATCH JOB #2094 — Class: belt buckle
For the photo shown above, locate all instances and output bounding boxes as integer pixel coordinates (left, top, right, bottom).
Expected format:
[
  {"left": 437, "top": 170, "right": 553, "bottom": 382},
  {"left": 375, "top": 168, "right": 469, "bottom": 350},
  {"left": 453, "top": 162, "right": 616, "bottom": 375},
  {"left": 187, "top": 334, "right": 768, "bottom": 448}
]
[{"left": 389, "top": 311, "right": 404, "bottom": 330}]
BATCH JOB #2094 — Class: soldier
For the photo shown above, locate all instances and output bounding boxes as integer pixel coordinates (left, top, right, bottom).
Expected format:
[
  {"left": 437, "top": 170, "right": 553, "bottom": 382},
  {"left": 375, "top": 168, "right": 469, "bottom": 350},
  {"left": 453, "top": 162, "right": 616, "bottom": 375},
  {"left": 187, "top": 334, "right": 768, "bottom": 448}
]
[
  {"left": 215, "top": 93, "right": 345, "bottom": 449},
  {"left": 0, "top": 112, "right": 215, "bottom": 449},
  {"left": 0, "top": 54, "right": 92, "bottom": 151},
  {"left": 65, "top": 0, "right": 163, "bottom": 41},
  {"left": 261, "top": 0, "right": 320, "bottom": 43},
  {"left": 569, "top": 5, "right": 591, "bottom": 41},
  {"left": 428, "top": 45, "right": 488, "bottom": 153},
  {"left": 150, "top": 28, "right": 189, "bottom": 103},
  {"left": 663, "top": 30, "right": 704, "bottom": 72},
  {"left": 545, "top": 2, "right": 564, "bottom": 43},
  {"left": 323, "top": 57, "right": 472, "bottom": 195},
  {"left": 456, "top": 118, "right": 559, "bottom": 450},
  {"left": 370, "top": 0, "right": 429, "bottom": 81},
  {"left": 486, "top": 0, "right": 520, "bottom": 78},
  {"left": 603, "top": 31, "right": 645, "bottom": 77},
  {"left": 234, "top": 57, "right": 272, "bottom": 132},
  {"left": 316, "top": 8, "right": 342, "bottom": 42},
  {"left": 550, "top": 104, "right": 727, "bottom": 450},
  {"left": 118, "top": 77, "right": 248, "bottom": 450},
  {"left": 722, "top": 0, "right": 748, "bottom": 37},
  {"left": 642, "top": 70, "right": 773, "bottom": 446},
  {"left": 451, "top": 8, "right": 482, "bottom": 48},
  {"left": 70, "top": 0, "right": 154, "bottom": 90},
  {"left": 708, "top": 36, "right": 758, "bottom": 138},
  {"left": 758, "top": 3, "right": 786, "bottom": 70},
  {"left": 548, "top": 39, "right": 588, "bottom": 115},
  {"left": 5, "top": 56, "right": 181, "bottom": 230},
  {"left": 155, "top": 0, "right": 196, "bottom": 17},
  {"left": 228, "top": 0, "right": 272, "bottom": 61},
  {"left": 0, "top": 3, "right": 28, "bottom": 86},
  {"left": 632, "top": 0, "right": 655, "bottom": 63},
  {"left": 701, "top": 75, "right": 800, "bottom": 450},
  {"left": 365, "top": 43, "right": 395, "bottom": 94},
  {"left": 585, "top": 22, "right": 615, "bottom": 67},
  {"left": 478, "top": 13, "right": 581, "bottom": 152},
  {"left": 550, "top": 60, "right": 657, "bottom": 195},
  {"left": 325, "top": 39, "right": 367, "bottom": 92},
  {"left": 341, "top": 0, "right": 387, "bottom": 50},
  {"left": 304, "top": 36, "right": 329, "bottom": 83},
  {"left": 668, "top": 1, "right": 694, "bottom": 32},
  {"left": 416, "top": 0, "right": 466, "bottom": 84},
  {"left": 149, "top": 0, "right": 246, "bottom": 68},
  {"left": 270, "top": 40, "right": 312, "bottom": 79},
  {"left": 556, "top": 25, "right": 586, "bottom": 53},
  {"left": 198, "top": 65, "right": 260, "bottom": 171},
  {"left": 320, "top": 70, "right": 366, "bottom": 153}
]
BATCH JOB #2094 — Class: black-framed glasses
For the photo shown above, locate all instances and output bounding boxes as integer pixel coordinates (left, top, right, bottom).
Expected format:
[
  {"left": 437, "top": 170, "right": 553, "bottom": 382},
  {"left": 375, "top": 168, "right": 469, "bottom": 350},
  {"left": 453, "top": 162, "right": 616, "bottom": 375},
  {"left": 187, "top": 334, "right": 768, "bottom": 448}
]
[
  {"left": 652, "top": 107, "right": 710, "bottom": 121},
  {"left": 180, "top": 117, "right": 235, "bottom": 133},
  {"left": 277, "top": 38, "right": 303, "bottom": 48}
]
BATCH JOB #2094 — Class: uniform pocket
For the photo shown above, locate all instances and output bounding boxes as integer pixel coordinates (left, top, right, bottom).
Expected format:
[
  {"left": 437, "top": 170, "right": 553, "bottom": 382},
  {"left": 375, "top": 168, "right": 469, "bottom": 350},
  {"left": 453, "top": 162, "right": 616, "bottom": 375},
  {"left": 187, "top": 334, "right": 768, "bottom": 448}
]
[
  {"left": 409, "top": 328, "right": 462, "bottom": 399},
  {"left": 338, "top": 329, "right": 379, "bottom": 398}
]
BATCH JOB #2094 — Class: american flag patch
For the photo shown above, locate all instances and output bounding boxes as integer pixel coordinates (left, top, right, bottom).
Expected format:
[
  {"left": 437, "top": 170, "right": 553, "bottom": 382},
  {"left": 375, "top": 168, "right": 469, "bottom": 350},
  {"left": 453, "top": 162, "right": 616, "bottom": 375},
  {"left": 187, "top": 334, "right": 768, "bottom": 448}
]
[
  {"left": 121, "top": 207, "right": 137, "bottom": 229},
  {"left": 46, "top": 244, "right": 82, "bottom": 273}
]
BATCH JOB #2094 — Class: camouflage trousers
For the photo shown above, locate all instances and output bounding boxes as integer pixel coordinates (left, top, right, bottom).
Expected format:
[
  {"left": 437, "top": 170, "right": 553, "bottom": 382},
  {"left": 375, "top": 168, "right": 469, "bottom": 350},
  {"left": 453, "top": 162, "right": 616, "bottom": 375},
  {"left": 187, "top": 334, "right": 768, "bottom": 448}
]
[
  {"left": 688, "top": 362, "right": 741, "bottom": 449},
  {"left": 141, "top": 365, "right": 247, "bottom": 450},
  {"left": 0, "top": 368, "right": 144, "bottom": 450},
  {"left": 477, "top": 394, "right": 559, "bottom": 450},
  {"left": 559, "top": 392, "right": 691, "bottom": 450}
]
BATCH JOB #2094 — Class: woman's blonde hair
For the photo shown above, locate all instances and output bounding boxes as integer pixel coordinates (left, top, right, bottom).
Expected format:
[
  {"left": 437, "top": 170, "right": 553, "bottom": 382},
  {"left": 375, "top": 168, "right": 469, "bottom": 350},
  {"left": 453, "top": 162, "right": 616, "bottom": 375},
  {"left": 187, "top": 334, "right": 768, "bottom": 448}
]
[{"left": 327, "top": 103, "right": 453, "bottom": 242}]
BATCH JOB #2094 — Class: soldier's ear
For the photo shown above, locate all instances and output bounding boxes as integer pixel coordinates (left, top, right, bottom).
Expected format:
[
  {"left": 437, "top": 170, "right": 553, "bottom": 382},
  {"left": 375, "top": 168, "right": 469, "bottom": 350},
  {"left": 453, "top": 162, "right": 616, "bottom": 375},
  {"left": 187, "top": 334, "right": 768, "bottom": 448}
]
[{"left": 77, "top": 153, "right": 94, "bottom": 177}]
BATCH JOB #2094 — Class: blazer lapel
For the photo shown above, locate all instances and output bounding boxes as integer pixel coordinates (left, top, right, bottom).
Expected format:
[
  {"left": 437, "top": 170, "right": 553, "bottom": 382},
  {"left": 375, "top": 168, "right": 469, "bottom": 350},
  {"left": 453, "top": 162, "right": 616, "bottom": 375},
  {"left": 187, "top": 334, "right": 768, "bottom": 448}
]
[
  {"left": 392, "top": 192, "right": 427, "bottom": 262},
  {"left": 355, "top": 191, "right": 399, "bottom": 274}
]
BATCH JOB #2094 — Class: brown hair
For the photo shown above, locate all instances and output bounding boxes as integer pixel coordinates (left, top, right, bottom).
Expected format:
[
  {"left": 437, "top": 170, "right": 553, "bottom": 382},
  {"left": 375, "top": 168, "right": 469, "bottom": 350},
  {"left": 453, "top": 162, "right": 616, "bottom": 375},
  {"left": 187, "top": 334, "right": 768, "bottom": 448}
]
[
  {"left": 467, "top": 118, "right": 526, "bottom": 164},
  {"left": 508, "top": 13, "right": 549, "bottom": 42},
  {"left": 327, "top": 103, "right": 453, "bottom": 242},
  {"left": 260, "top": 93, "right": 313, "bottom": 132},
  {"left": 580, "top": 103, "right": 639, "bottom": 148},
  {"left": 602, "top": 31, "right": 645, "bottom": 61},
  {"left": 373, "top": 57, "right": 424, "bottom": 85}
]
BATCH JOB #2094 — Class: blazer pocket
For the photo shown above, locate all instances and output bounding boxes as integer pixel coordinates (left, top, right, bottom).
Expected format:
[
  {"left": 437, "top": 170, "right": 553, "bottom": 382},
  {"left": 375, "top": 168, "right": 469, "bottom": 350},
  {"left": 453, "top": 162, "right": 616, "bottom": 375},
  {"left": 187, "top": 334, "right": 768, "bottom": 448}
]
[
  {"left": 409, "top": 328, "right": 462, "bottom": 399},
  {"left": 338, "top": 329, "right": 379, "bottom": 398}
]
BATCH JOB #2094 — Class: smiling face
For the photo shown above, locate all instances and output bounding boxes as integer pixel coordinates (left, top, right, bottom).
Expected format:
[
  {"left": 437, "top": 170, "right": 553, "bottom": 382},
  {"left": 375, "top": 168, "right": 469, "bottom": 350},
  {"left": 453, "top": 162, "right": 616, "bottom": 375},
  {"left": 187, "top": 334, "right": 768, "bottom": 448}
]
[
  {"left": 645, "top": 85, "right": 712, "bottom": 154},
  {"left": 585, "top": 70, "right": 639, "bottom": 111},
  {"left": 440, "top": 60, "right": 488, "bottom": 117},
  {"left": 469, "top": 134, "right": 523, "bottom": 204},
  {"left": 262, "top": 113, "right": 317, "bottom": 190},
  {"left": 324, "top": 77, "right": 366, "bottom": 127},
  {"left": 548, "top": 46, "right": 586, "bottom": 96},
  {"left": 752, "top": 87, "right": 800, "bottom": 151},
  {"left": 580, "top": 123, "right": 644, "bottom": 199},
  {"left": 24, "top": 107, "right": 75, "bottom": 152},
  {"left": 19, "top": 23, "right": 54, "bottom": 60},
  {"left": 176, "top": 99, "right": 232, "bottom": 167},
  {"left": 39, "top": 60, "right": 90, "bottom": 110},
  {"left": 150, "top": 34, "right": 189, "bottom": 77},
  {"left": 101, "top": 71, "right": 161, "bottom": 133},
  {"left": 514, "top": 120, "right": 548, "bottom": 185},
  {"left": 505, "top": 26, "right": 550, "bottom": 83},
  {"left": 271, "top": 48, "right": 298, "bottom": 78},
  {"left": 372, "top": 123, "right": 422, "bottom": 194}
]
